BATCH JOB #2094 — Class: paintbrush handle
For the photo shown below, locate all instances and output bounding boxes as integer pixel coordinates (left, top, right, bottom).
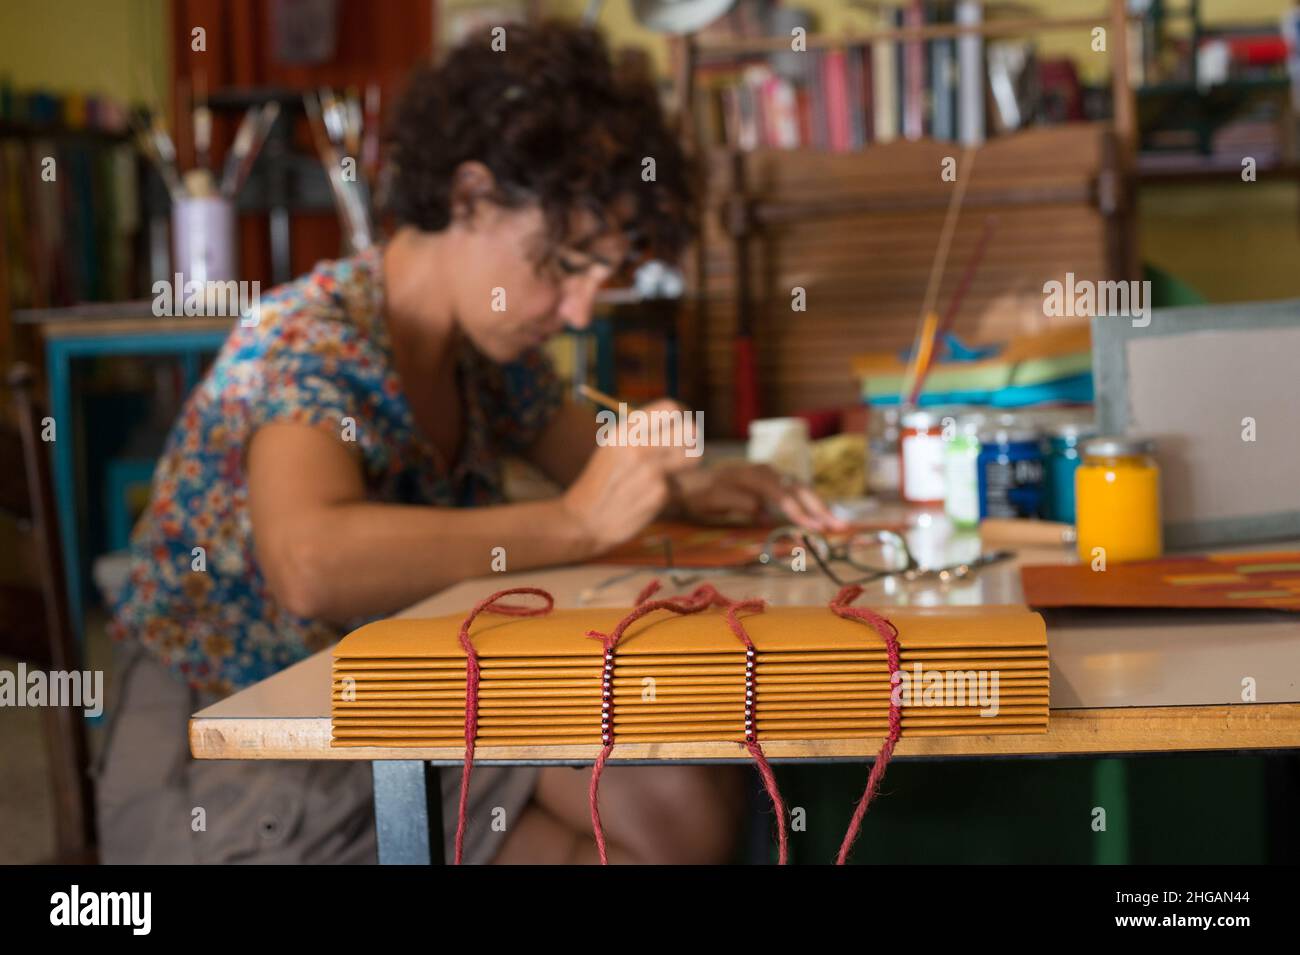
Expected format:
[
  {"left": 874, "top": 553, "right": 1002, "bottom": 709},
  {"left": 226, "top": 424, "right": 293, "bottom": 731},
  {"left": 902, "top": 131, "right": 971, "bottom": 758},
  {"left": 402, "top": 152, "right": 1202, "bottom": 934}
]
[
  {"left": 907, "top": 216, "right": 997, "bottom": 404},
  {"left": 220, "top": 107, "right": 257, "bottom": 197},
  {"left": 980, "top": 518, "right": 1076, "bottom": 548},
  {"left": 193, "top": 106, "right": 212, "bottom": 170},
  {"left": 231, "top": 102, "right": 280, "bottom": 197},
  {"left": 578, "top": 383, "right": 624, "bottom": 411},
  {"left": 905, "top": 312, "right": 940, "bottom": 406}
]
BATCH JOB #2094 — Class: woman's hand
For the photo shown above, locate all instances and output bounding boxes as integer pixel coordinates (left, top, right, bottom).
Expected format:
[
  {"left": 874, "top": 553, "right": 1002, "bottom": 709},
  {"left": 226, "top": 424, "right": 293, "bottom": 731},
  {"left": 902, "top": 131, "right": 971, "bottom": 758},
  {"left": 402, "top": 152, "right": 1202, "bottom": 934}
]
[
  {"left": 668, "top": 463, "right": 847, "bottom": 532},
  {"left": 560, "top": 399, "right": 702, "bottom": 552}
]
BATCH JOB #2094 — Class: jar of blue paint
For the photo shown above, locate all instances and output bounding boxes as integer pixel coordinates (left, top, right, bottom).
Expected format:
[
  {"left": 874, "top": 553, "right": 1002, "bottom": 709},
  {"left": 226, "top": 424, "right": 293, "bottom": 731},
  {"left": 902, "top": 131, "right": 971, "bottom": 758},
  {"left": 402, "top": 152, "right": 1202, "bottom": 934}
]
[
  {"left": 1043, "top": 422, "right": 1093, "bottom": 523},
  {"left": 977, "top": 417, "right": 1045, "bottom": 519}
]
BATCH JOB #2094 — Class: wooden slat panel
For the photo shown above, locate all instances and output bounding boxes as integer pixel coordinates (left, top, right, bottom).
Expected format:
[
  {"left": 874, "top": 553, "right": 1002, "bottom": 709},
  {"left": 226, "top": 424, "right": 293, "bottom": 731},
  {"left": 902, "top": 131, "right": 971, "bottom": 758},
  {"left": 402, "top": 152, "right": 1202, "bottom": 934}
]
[{"left": 686, "top": 124, "right": 1117, "bottom": 434}]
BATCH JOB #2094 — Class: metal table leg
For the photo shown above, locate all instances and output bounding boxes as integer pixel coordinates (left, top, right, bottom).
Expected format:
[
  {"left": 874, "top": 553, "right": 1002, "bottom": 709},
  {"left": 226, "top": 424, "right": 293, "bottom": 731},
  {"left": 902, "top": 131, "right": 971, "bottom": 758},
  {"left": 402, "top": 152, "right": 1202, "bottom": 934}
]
[
  {"left": 1092, "top": 756, "right": 1130, "bottom": 864},
  {"left": 372, "top": 760, "right": 444, "bottom": 865}
]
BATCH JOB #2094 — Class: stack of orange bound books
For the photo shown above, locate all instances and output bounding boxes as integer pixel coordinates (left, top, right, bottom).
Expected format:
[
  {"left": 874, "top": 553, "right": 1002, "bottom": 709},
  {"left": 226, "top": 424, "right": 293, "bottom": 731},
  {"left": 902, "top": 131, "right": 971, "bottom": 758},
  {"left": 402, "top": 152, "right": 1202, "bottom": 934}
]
[{"left": 331, "top": 604, "right": 1049, "bottom": 748}]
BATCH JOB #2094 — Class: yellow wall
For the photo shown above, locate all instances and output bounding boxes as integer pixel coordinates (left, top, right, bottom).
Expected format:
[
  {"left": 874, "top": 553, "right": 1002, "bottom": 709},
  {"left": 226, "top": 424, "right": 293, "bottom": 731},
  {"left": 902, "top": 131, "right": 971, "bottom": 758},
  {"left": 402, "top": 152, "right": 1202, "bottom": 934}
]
[
  {"left": 1141, "top": 181, "right": 1300, "bottom": 302},
  {"left": 0, "top": 0, "right": 169, "bottom": 109}
]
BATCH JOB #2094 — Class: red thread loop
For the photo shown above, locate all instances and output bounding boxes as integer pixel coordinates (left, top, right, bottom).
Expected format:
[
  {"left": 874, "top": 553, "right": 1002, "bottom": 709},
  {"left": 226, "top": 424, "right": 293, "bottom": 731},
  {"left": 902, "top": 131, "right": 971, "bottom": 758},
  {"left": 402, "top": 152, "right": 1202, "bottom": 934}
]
[
  {"left": 583, "top": 583, "right": 732, "bottom": 864},
  {"left": 634, "top": 578, "right": 662, "bottom": 606},
  {"left": 454, "top": 587, "right": 554, "bottom": 865},
  {"left": 828, "top": 584, "right": 902, "bottom": 865},
  {"left": 722, "top": 600, "right": 789, "bottom": 865}
]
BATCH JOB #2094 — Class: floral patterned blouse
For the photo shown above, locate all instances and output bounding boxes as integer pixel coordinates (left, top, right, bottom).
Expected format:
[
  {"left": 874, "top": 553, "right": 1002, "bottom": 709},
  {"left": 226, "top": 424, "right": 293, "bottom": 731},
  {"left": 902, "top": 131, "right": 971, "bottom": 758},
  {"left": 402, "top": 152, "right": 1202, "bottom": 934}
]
[{"left": 108, "top": 247, "right": 565, "bottom": 694}]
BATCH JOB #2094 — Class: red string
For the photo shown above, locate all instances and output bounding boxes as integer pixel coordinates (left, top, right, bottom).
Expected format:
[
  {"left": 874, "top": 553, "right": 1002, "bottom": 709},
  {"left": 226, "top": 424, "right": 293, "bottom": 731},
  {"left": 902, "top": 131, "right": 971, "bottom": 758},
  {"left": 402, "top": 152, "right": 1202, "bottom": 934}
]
[
  {"left": 453, "top": 587, "right": 554, "bottom": 865},
  {"left": 633, "top": 578, "right": 662, "bottom": 606},
  {"left": 585, "top": 581, "right": 791, "bottom": 865},
  {"left": 454, "top": 579, "right": 799, "bottom": 865},
  {"left": 722, "top": 600, "right": 790, "bottom": 865},
  {"left": 583, "top": 582, "right": 731, "bottom": 864},
  {"left": 828, "top": 584, "right": 902, "bottom": 865},
  {"left": 588, "top": 742, "right": 614, "bottom": 862}
]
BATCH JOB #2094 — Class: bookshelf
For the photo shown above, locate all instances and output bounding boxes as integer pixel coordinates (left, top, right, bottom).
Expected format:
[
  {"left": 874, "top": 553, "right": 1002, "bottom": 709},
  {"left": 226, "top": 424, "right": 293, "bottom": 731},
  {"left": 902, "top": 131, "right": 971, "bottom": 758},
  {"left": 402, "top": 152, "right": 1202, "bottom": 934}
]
[
  {"left": 675, "top": 1, "right": 1140, "bottom": 437},
  {"left": 695, "top": 15, "right": 1122, "bottom": 52},
  {"left": 1132, "top": 7, "right": 1298, "bottom": 178},
  {"left": 682, "top": 1, "right": 1137, "bottom": 162},
  {"left": 0, "top": 119, "right": 150, "bottom": 406}
]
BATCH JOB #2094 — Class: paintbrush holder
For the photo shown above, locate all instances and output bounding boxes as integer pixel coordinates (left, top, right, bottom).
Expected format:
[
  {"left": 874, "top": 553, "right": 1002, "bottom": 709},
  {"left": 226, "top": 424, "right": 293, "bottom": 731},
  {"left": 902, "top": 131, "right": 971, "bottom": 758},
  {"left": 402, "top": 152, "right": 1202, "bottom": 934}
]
[{"left": 171, "top": 195, "right": 237, "bottom": 296}]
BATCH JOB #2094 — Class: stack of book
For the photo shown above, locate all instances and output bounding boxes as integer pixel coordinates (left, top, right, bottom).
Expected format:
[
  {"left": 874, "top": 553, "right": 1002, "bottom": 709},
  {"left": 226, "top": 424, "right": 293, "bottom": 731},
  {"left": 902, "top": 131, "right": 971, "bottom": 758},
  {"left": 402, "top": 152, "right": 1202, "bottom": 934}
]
[
  {"left": 331, "top": 603, "right": 1048, "bottom": 748},
  {"left": 699, "top": 0, "right": 988, "bottom": 151}
]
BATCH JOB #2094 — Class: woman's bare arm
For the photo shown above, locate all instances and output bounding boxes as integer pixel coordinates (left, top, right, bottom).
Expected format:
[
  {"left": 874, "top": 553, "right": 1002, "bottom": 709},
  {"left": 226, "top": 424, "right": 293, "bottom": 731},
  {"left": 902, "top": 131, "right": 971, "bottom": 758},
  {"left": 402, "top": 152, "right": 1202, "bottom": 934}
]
[
  {"left": 525, "top": 398, "right": 845, "bottom": 530},
  {"left": 246, "top": 419, "right": 696, "bottom": 623},
  {"left": 521, "top": 399, "right": 598, "bottom": 488},
  {"left": 246, "top": 423, "right": 594, "bottom": 622}
]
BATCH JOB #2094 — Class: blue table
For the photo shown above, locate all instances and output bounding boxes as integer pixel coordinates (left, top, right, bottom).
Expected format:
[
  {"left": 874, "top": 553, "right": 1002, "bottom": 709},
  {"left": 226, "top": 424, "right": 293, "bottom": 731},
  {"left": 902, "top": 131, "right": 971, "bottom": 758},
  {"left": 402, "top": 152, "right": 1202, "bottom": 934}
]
[{"left": 24, "top": 310, "right": 234, "bottom": 636}]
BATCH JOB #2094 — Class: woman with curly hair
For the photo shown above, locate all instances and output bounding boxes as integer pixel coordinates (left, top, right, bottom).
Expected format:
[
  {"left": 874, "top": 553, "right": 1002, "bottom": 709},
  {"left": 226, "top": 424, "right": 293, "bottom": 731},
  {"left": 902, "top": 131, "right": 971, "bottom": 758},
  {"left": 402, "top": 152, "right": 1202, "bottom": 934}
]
[{"left": 98, "top": 21, "right": 840, "bottom": 864}]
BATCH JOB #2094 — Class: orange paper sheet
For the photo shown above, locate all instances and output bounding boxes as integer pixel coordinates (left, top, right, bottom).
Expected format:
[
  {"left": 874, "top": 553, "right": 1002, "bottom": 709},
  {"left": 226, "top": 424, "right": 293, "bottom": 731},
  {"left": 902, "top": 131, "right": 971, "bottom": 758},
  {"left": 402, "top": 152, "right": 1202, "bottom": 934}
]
[{"left": 1021, "top": 551, "right": 1300, "bottom": 611}]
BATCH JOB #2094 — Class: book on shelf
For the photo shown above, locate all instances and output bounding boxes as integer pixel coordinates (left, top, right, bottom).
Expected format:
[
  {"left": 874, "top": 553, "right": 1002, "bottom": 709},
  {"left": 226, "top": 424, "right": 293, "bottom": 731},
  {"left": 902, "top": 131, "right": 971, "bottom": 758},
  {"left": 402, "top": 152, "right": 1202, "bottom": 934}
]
[
  {"left": 873, "top": 27, "right": 898, "bottom": 144},
  {"left": 931, "top": 34, "right": 958, "bottom": 142},
  {"left": 1, "top": 134, "right": 140, "bottom": 312},
  {"left": 823, "top": 48, "right": 851, "bottom": 152},
  {"left": 902, "top": 0, "right": 926, "bottom": 141},
  {"left": 956, "top": 0, "right": 986, "bottom": 146},
  {"left": 807, "top": 47, "right": 828, "bottom": 150},
  {"left": 696, "top": 0, "right": 995, "bottom": 152}
]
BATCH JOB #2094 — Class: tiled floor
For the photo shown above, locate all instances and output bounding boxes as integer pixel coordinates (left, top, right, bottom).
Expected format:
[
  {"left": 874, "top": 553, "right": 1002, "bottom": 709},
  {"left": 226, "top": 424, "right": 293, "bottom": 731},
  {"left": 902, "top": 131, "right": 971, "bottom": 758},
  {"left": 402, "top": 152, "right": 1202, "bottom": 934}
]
[{"left": 0, "top": 611, "right": 114, "bottom": 863}]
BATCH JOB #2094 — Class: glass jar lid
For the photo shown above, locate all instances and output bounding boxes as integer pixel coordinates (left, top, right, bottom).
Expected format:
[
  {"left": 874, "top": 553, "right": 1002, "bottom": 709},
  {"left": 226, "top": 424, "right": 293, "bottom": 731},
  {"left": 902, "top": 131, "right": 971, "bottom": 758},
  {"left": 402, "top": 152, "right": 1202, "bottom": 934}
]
[
  {"left": 1082, "top": 435, "right": 1155, "bottom": 458},
  {"left": 901, "top": 408, "right": 941, "bottom": 430},
  {"left": 978, "top": 413, "right": 1039, "bottom": 445},
  {"left": 901, "top": 406, "right": 972, "bottom": 430},
  {"left": 1047, "top": 421, "right": 1095, "bottom": 439}
]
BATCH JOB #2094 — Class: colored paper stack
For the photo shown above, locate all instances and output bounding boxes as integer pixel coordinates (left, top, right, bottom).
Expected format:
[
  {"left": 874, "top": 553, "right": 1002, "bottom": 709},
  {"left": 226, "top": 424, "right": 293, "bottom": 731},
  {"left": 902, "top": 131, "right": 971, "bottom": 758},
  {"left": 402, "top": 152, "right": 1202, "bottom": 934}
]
[
  {"left": 331, "top": 605, "right": 1049, "bottom": 748},
  {"left": 852, "top": 324, "right": 1094, "bottom": 408}
]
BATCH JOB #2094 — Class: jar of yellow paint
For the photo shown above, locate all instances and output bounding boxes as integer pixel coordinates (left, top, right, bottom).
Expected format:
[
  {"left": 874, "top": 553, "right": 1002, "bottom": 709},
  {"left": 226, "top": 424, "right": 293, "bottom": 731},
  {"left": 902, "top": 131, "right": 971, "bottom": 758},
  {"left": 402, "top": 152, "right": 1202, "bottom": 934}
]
[{"left": 1075, "top": 437, "right": 1162, "bottom": 564}]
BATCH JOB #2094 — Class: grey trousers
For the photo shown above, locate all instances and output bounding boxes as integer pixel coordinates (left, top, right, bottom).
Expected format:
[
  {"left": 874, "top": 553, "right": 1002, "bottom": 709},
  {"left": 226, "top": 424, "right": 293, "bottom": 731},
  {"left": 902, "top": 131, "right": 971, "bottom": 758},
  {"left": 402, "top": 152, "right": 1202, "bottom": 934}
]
[{"left": 94, "top": 641, "right": 539, "bottom": 864}]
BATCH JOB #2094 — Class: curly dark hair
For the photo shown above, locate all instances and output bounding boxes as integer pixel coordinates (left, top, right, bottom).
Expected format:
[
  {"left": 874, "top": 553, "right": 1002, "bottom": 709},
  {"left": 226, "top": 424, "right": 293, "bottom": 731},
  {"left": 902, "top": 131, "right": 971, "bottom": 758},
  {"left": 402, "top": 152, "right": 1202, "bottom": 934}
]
[{"left": 387, "top": 21, "right": 696, "bottom": 268}]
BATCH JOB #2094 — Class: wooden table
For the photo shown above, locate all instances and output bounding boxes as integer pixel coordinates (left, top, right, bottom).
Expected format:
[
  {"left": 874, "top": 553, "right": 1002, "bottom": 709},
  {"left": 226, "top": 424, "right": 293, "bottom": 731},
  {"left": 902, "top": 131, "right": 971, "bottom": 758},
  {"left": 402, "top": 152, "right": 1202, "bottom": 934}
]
[{"left": 191, "top": 524, "right": 1300, "bottom": 863}]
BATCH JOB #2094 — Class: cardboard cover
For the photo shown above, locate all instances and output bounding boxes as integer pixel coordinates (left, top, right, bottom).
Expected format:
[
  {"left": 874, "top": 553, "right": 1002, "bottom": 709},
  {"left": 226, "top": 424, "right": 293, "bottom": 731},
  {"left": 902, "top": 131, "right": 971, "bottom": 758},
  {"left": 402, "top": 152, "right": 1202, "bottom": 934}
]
[
  {"left": 1021, "top": 551, "right": 1300, "bottom": 611},
  {"left": 331, "top": 602, "right": 1049, "bottom": 748},
  {"left": 334, "top": 605, "right": 1047, "bottom": 660}
]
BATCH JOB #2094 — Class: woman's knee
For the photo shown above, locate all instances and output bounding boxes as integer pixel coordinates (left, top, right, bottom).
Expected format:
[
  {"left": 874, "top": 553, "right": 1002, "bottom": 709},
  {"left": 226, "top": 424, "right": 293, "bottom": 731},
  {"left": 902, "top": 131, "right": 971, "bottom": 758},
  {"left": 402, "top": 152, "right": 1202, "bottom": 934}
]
[
  {"left": 535, "top": 763, "right": 747, "bottom": 864},
  {"left": 614, "top": 765, "right": 747, "bottom": 864}
]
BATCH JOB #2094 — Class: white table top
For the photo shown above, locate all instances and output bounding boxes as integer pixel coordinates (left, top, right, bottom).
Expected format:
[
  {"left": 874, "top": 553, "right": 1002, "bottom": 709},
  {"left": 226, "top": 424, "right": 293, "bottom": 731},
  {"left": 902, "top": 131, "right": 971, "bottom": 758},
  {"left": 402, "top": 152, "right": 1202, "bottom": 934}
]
[{"left": 191, "top": 512, "right": 1300, "bottom": 761}]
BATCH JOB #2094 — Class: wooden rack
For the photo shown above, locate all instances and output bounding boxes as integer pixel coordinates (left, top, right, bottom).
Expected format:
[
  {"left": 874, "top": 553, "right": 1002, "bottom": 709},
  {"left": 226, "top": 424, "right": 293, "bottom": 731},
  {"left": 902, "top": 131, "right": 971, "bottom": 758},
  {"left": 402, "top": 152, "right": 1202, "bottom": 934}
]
[{"left": 676, "top": 1, "right": 1139, "bottom": 436}]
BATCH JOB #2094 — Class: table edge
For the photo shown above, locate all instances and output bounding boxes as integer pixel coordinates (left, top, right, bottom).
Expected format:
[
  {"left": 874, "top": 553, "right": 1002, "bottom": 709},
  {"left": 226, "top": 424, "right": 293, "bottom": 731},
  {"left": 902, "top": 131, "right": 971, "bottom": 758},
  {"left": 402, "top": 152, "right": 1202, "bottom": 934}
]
[{"left": 190, "top": 701, "right": 1300, "bottom": 761}]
